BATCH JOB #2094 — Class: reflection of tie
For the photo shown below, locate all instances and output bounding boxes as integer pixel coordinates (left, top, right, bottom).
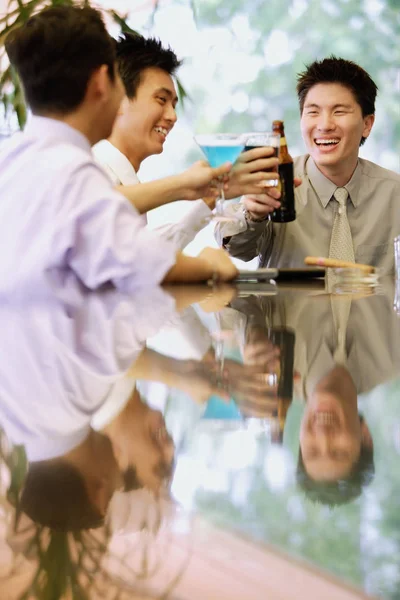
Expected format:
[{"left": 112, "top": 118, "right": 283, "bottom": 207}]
[
  {"left": 331, "top": 296, "right": 352, "bottom": 365},
  {"left": 329, "top": 187, "right": 355, "bottom": 262}
]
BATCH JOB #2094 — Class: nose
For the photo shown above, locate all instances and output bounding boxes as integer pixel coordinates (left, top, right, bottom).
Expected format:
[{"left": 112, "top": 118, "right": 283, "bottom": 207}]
[
  {"left": 165, "top": 102, "right": 177, "bottom": 125},
  {"left": 313, "top": 431, "right": 331, "bottom": 455},
  {"left": 316, "top": 111, "right": 335, "bottom": 132}
]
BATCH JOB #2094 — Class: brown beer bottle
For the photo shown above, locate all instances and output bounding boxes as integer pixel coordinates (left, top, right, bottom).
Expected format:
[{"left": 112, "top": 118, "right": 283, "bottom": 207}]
[{"left": 271, "top": 120, "right": 296, "bottom": 223}]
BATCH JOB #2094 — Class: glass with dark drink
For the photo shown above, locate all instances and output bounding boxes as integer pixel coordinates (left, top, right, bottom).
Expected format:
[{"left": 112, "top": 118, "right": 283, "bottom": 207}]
[{"left": 243, "top": 132, "right": 280, "bottom": 187}]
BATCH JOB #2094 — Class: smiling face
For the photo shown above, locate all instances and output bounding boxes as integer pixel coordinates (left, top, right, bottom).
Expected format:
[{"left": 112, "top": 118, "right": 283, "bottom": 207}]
[
  {"left": 113, "top": 66, "right": 178, "bottom": 170},
  {"left": 111, "top": 390, "right": 175, "bottom": 494},
  {"left": 299, "top": 366, "right": 372, "bottom": 482},
  {"left": 300, "top": 83, "right": 374, "bottom": 182},
  {"left": 300, "top": 390, "right": 363, "bottom": 481}
]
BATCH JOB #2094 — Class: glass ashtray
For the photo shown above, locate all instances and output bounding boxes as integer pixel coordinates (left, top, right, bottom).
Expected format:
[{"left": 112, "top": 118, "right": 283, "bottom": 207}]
[{"left": 330, "top": 267, "right": 381, "bottom": 295}]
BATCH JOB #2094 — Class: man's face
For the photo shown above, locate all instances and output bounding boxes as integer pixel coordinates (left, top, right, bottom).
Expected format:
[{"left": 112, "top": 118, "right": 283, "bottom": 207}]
[
  {"left": 299, "top": 390, "right": 362, "bottom": 481},
  {"left": 300, "top": 83, "right": 374, "bottom": 177},
  {"left": 117, "top": 66, "right": 178, "bottom": 162},
  {"left": 115, "top": 396, "right": 175, "bottom": 494}
]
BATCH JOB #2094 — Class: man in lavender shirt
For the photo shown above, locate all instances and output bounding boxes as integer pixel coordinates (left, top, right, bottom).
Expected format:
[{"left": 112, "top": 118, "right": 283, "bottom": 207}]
[{"left": 0, "top": 5, "right": 237, "bottom": 292}]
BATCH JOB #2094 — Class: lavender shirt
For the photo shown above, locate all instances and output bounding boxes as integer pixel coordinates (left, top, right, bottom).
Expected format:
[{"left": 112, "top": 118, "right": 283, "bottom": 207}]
[{"left": 0, "top": 117, "right": 177, "bottom": 292}]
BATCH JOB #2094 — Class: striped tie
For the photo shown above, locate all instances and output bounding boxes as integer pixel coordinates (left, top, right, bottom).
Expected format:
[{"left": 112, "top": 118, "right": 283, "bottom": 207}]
[{"left": 328, "top": 187, "right": 355, "bottom": 262}]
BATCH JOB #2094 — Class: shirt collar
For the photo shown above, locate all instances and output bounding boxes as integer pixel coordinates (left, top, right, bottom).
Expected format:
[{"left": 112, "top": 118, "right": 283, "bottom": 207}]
[
  {"left": 24, "top": 115, "right": 92, "bottom": 154},
  {"left": 306, "top": 156, "right": 362, "bottom": 208},
  {"left": 94, "top": 140, "right": 139, "bottom": 185}
]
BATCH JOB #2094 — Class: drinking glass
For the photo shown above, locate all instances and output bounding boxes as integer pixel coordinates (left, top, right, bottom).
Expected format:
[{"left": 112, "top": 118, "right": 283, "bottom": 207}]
[
  {"left": 242, "top": 132, "right": 280, "bottom": 187},
  {"left": 194, "top": 133, "right": 247, "bottom": 223}
]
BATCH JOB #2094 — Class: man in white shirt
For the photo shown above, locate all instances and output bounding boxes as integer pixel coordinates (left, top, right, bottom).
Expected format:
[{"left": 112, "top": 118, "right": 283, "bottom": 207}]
[
  {"left": 217, "top": 57, "right": 400, "bottom": 274},
  {"left": 1, "top": 5, "right": 238, "bottom": 293},
  {"left": 93, "top": 33, "right": 280, "bottom": 250}
]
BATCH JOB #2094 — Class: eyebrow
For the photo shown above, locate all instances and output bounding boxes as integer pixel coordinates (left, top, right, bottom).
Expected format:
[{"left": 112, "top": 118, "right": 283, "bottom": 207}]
[
  {"left": 155, "top": 87, "right": 179, "bottom": 106},
  {"left": 304, "top": 103, "right": 353, "bottom": 110}
]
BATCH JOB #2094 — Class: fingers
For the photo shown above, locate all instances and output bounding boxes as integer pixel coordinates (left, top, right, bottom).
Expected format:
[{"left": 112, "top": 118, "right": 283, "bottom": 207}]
[
  {"left": 238, "top": 146, "right": 277, "bottom": 163},
  {"left": 235, "top": 156, "right": 279, "bottom": 174},
  {"left": 198, "top": 247, "right": 238, "bottom": 282},
  {"left": 244, "top": 193, "right": 281, "bottom": 218},
  {"left": 211, "top": 161, "right": 232, "bottom": 178},
  {"left": 294, "top": 176, "right": 302, "bottom": 188}
]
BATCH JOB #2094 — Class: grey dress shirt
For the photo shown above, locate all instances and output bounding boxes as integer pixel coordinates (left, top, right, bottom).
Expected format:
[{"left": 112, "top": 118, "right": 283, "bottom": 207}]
[
  {"left": 216, "top": 155, "right": 400, "bottom": 274},
  {"left": 225, "top": 283, "right": 400, "bottom": 400}
]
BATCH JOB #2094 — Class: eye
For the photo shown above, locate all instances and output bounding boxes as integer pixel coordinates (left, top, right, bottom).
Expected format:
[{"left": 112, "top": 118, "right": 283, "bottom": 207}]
[
  {"left": 306, "top": 110, "right": 318, "bottom": 116},
  {"left": 334, "top": 110, "right": 346, "bottom": 115},
  {"left": 331, "top": 449, "right": 349, "bottom": 460},
  {"left": 157, "top": 96, "right": 167, "bottom": 104}
]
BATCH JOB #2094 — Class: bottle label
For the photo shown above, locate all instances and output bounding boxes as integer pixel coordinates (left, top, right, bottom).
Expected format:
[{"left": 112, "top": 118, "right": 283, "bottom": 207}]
[{"left": 280, "top": 137, "right": 287, "bottom": 147}]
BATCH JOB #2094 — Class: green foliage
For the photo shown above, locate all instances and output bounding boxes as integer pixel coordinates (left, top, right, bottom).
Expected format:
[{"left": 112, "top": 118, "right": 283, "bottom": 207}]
[{"left": 187, "top": 0, "right": 400, "bottom": 166}]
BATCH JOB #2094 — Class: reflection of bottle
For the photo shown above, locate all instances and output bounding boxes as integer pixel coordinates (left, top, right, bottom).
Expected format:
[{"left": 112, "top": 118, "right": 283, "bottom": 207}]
[
  {"left": 271, "top": 120, "right": 296, "bottom": 223},
  {"left": 269, "top": 327, "right": 295, "bottom": 443}
]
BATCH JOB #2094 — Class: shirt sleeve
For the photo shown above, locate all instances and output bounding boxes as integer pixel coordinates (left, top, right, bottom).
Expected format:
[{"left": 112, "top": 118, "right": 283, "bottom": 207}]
[
  {"left": 149, "top": 200, "right": 212, "bottom": 250},
  {"left": 53, "top": 162, "right": 177, "bottom": 291}
]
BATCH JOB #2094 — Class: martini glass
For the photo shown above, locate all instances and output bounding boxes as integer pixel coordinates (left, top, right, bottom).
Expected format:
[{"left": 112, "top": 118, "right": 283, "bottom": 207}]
[{"left": 194, "top": 133, "right": 246, "bottom": 223}]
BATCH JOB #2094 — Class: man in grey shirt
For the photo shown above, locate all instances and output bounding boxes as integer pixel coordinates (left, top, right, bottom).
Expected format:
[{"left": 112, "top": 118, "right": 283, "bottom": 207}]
[{"left": 216, "top": 57, "right": 400, "bottom": 274}]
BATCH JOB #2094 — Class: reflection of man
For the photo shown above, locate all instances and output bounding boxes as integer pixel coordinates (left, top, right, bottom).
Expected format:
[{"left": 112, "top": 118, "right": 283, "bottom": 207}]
[
  {"left": 297, "top": 366, "right": 374, "bottom": 505},
  {"left": 218, "top": 57, "right": 400, "bottom": 274},
  {"left": 0, "top": 274, "right": 185, "bottom": 530},
  {"left": 227, "top": 286, "right": 400, "bottom": 504},
  {"left": 94, "top": 33, "right": 279, "bottom": 248}
]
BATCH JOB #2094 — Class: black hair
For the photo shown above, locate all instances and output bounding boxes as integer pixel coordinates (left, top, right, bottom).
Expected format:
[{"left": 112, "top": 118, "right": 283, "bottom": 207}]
[
  {"left": 296, "top": 416, "right": 374, "bottom": 507},
  {"left": 5, "top": 6, "right": 116, "bottom": 115},
  {"left": 116, "top": 32, "right": 182, "bottom": 98},
  {"left": 19, "top": 461, "right": 104, "bottom": 531}
]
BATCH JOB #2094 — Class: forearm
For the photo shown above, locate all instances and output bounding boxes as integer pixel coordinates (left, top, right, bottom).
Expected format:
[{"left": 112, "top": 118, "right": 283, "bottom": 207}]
[
  {"left": 117, "top": 175, "right": 196, "bottom": 214},
  {"left": 215, "top": 203, "right": 272, "bottom": 261},
  {"left": 223, "top": 221, "right": 271, "bottom": 261},
  {"left": 129, "top": 347, "right": 178, "bottom": 380}
]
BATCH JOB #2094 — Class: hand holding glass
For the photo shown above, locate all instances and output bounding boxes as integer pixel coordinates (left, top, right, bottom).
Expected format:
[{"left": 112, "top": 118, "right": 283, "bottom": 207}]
[{"left": 194, "top": 133, "right": 246, "bottom": 223}]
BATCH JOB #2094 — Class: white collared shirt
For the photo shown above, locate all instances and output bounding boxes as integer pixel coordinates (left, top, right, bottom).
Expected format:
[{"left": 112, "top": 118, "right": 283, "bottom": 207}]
[
  {"left": 0, "top": 117, "right": 177, "bottom": 292},
  {"left": 93, "top": 139, "right": 212, "bottom": 250}
]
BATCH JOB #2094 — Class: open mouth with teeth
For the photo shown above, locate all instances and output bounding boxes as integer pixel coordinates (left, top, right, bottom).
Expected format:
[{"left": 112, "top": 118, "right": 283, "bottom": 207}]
[
  {"left": 154, "top": 126, "right": 169, "bottom": 140},
  {"left": 313, "top": 411, "right": 339, "bottom": 428},
  {"left": 314, "top": 138, "right": 340, "bottom": 148}
]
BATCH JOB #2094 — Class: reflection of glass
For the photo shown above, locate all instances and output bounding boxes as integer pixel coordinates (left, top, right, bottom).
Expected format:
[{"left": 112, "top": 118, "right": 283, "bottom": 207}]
[
  {"left": 394, "top": 235, "right": 400, "bottom": 278},
  {"left": 194, "top": 133, "right": 246, "bottom": 223},
  {"left": 243, "top": 132, "right": 280, "bottom": 187},
  {"left": 330, "top": 267, "right": 380, "bottom": 296}
]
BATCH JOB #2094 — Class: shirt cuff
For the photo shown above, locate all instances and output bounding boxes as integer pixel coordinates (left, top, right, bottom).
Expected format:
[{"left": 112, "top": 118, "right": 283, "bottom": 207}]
[{"left": 216, "top": 202, "right": 248, "bottom": 238}]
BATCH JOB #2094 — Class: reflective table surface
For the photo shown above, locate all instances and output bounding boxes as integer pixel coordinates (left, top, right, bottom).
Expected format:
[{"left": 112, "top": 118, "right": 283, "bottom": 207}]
[{"left": 0, "top": 275, "right": 399, "bottom": 599}]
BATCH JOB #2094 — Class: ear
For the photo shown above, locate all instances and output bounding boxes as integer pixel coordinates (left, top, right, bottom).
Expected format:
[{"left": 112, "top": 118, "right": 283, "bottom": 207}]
[
  {"left": 87, "top": 476, "right": 111, "bottom": 516},
  {"left": 360, "top": 419, "right": 373, "bottom": 450},
  {"left": 86, "top": 64, "right": 112, "bottom": 102},
  {"left": 117, "top": 95, "right": 130, "bottom": 117},
  {"left": 362, "top": 114, "right": 375, "bottom": 140}
]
